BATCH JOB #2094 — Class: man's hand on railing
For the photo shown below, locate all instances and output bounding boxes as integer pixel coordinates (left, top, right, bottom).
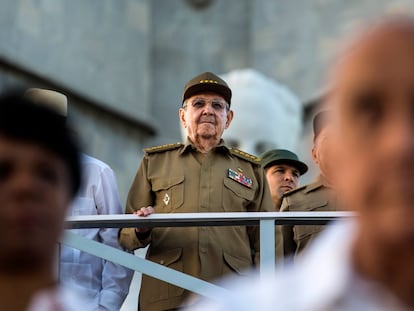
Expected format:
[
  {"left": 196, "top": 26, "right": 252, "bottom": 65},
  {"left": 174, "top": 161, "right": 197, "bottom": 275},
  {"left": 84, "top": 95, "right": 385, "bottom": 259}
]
[{"left": 134, "top": 206, "right": 155, "bottom": 234}]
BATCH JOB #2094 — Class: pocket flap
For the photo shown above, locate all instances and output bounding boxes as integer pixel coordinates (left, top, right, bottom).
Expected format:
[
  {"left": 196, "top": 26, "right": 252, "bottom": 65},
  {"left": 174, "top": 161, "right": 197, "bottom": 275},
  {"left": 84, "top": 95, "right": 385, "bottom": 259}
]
[
  {"left": 223, "top": 252, "right": 251, "bottom": 275},
  {"left": 224, "top": 178, "right": 255, "bottom": 200},
  {"left": 150, "top": 247, "right": 183, "bottom": 266},
  {"left": 152, "top": 176, "right": 184, "bottom": 191},
  {"left": 305, "top": 199, "right": 329, "bottom": 211}
]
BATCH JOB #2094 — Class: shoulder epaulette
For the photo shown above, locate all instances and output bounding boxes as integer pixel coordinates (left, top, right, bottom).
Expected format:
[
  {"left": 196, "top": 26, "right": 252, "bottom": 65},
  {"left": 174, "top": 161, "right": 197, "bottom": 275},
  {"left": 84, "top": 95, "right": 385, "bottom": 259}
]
[
  {"left": 282, "top": 184, "right": 308, "bottom": 197},
  {"left": 144, "top": 142, "right": 183, "bottom": 154},
  {"left": 230, "top": 148, "right": 261, "bottom": 164}
]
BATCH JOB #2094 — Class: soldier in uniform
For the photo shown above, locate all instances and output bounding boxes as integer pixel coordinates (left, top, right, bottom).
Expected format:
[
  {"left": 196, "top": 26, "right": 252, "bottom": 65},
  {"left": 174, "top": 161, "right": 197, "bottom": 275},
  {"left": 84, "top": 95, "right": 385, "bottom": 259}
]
[
  {"left": 279, "top": 111, "right": 336, "bottom": 258},
  {"left": 260, "top": 149, "right": 308, "bottom": 210},
  {"left": 118, "top": 72, "right": 273, "bottom": 310}
]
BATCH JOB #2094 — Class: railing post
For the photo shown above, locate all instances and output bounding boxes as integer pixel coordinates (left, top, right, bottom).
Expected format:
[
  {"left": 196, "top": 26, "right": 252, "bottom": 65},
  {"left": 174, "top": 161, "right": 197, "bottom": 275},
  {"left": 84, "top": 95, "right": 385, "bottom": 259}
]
[{"left": 259, "top": 219, "right": 275, "bottom": 278}]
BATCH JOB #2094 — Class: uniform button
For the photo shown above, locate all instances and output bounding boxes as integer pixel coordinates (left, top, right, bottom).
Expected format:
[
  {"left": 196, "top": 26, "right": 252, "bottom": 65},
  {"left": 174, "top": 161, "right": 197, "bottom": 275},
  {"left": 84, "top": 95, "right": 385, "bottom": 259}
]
[
  {"left": 200, "top": 248, "right": 207, "bottom": 253},
  {"left": 160, "top": 260, "right": 165, "bottom": 265}
]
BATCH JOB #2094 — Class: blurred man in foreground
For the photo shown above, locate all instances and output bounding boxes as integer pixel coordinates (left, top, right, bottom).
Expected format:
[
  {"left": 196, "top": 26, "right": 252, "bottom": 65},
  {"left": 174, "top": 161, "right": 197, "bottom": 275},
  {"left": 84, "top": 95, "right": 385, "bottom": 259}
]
[
  {"left": 191, "top": 16, "right": 414, "bottom": 310},
  {"left": 260, "top": 149, "right": 308, "bottom": 210},
  {"left": 0, "top": 92, "right": 82, "bottom": 310},
  {"left": 25, "top": 88, "right": 133, "bottom": 311}
]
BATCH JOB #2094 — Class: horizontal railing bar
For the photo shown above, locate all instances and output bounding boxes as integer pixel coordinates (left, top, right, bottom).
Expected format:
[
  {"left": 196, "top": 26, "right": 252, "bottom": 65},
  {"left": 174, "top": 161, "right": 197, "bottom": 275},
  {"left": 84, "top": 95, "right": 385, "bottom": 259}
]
[
  {"left": 62, "top": 232, "right": 230, "bottom": 299},
  {"left": 65, "top": 211, "right": 354, "bottom": 229}
]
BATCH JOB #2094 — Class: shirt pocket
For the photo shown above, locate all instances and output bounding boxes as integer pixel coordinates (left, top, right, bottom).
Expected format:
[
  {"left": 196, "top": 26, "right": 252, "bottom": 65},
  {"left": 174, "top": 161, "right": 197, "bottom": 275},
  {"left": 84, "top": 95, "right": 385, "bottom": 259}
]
[
  {"left": 222, "top": 251, "right": 252, "bottom": 276},
  {"left": 293, "top": 200, "right": 329, "bottom": 244},
  {"left": 142, "top": 247, "right": 184, "bottom": 302},
  {"left": 152, "top": 176, "right": 184, "bottom": 212},
  {"left": 222, "top": 178, "right": 255, "bottom": 212}
]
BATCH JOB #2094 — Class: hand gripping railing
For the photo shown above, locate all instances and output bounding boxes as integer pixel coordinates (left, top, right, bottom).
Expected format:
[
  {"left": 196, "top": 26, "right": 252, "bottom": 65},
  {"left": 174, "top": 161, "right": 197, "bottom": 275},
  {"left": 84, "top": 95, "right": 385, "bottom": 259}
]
[{"left": 61, "top": 211, "right": 354, "bottom": 299}]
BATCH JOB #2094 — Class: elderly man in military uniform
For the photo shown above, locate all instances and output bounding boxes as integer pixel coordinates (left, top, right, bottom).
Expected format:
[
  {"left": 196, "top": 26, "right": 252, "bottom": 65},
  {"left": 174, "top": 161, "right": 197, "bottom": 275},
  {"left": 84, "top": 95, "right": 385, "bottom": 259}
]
[
  {"left": 260, "top": 149, "right": 308, "bottom": 210},
  {"left": 118, "top": 72, "right": 273, "bottom": 311},
  {"left": 279, "top": 111, "right": 336, "bottom": 258}
]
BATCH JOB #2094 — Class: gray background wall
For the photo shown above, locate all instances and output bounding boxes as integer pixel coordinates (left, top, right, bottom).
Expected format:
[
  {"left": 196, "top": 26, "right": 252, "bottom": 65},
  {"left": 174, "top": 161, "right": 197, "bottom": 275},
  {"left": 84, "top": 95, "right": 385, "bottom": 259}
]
[{"left": 1, "top": 0, "right": 414, "bottom": 203}]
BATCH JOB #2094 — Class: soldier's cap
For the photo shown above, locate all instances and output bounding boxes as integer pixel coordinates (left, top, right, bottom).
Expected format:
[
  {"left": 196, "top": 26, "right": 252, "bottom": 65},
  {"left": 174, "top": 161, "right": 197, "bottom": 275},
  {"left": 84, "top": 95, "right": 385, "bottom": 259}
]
[
  {"left": 24, "top": 88, "right": 68, "bottom": 117},
  {"left": 260, "top": 149, "right": 308, "bottom": 175},
  {"left": 313, "top": 110, "right": 330, "bottom": 141},
  {"left": 182, "top": 72, "right": 232, "bottom": 106}
]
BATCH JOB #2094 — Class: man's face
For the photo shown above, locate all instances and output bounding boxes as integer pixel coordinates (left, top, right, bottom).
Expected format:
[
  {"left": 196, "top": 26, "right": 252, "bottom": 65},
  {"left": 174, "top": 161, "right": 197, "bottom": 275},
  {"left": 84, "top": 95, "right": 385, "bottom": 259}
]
[
  {"left": 312, "top": 128, "right": 334, "bottom": 181},
  {"left": 179, "top": 93, "right": 233, "bottom": 144},
  {"left": 265, "top": 164, "right": 300, "bottom": 203},
  {"left": 0, "top": 136, "right": 72, "bottom": 271},
  {"left": 331, "top": 27, "right": 414, "bottom": 246}
]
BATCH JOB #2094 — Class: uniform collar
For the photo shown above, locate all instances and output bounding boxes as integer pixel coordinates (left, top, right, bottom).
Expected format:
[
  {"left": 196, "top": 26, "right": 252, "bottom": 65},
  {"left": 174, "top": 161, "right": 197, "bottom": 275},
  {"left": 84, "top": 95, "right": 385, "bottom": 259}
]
[
  {"left": 304, "top": 174, "right": 333, "bottom": 193},
  {"left": 179, "top": 137, "right": 230, "bottom": 155}
]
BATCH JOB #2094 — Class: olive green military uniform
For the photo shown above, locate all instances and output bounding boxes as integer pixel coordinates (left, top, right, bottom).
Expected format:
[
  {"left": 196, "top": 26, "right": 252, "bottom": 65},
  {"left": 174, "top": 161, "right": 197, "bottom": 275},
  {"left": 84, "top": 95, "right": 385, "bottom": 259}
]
[
  {"left": 278, "top": 175, "right": 335, "bottom": 258},
  {"left": 119, "top": 139, "right": 273, "bottom": 311}
]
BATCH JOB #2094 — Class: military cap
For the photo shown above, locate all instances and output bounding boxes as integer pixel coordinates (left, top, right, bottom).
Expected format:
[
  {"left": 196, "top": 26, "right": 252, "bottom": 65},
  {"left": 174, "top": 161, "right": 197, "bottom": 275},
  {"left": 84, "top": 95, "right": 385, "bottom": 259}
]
[
  {"left": 313, "top": 110, "right": 330, "bottom": 140},
  {"left": 260, "top": 149, "right": 308, "bottom": 175},
  {"left": 182, "top": 72, "right": 232, "bottom": 105}
]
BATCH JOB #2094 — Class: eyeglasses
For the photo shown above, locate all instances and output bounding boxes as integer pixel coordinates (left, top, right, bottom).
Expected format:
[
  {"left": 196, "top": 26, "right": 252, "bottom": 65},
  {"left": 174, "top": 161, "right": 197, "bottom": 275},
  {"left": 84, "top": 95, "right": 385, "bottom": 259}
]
[{"left": 184, "top": 97, "right": 229, "bottom": 111}]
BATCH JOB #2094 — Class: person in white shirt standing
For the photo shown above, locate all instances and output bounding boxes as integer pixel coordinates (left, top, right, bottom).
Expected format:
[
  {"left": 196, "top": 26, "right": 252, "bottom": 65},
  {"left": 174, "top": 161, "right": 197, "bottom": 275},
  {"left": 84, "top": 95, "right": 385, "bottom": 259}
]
[{"left": 25, "top": 88, "right": 133, "bottom": 311}]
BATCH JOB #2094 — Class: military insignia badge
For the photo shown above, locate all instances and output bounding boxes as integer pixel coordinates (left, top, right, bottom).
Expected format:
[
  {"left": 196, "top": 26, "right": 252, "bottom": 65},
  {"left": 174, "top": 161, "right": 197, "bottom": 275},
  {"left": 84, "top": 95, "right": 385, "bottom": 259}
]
[
  {"left": 227, "top": 168, "right": 253, "bottom": 188},
  {"left": 163, "top": 193, "right": 170, "bottom": 206}
]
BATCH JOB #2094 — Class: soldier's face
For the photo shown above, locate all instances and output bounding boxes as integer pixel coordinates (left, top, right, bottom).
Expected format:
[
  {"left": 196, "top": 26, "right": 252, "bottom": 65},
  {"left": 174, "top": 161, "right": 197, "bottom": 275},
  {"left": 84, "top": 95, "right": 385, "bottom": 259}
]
[
  {"left": 265, "top": 164, "right": 299, "bottom": 203},
  {"left": 179, "top": 93, "right": 233, "bottom": 144},
  {"left": 0, "top": 136, "right": 71, "bottom": 272},
  {"left": 331, "top": 26, "right": 414, "bottom": 247},
  {"left": 312, "top": 128, "right": 334, "bottom": 181}
]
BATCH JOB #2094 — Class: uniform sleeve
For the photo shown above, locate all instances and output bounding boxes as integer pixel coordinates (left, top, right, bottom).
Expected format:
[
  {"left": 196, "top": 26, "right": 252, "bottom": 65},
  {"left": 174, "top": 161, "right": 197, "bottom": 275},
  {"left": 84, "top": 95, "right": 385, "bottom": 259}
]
[
  {"left": 118, "top": 156, "right": 154, "bottom": 251},
  {"left": 279, "top": 197, "right": 296, "bottom": 259},
  {"left": 247, "top": 165, "right": 273, "bottom": 265},
  {"left": 94, "top": 166, "right": 134, "bottom": 310}
]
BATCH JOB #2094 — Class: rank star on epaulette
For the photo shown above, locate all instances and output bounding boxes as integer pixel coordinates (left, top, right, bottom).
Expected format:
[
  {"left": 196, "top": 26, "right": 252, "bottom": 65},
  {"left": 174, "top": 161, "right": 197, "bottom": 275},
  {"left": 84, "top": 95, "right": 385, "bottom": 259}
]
[{"left": 227, "top": 168, "right": 253, "bottom": 188}]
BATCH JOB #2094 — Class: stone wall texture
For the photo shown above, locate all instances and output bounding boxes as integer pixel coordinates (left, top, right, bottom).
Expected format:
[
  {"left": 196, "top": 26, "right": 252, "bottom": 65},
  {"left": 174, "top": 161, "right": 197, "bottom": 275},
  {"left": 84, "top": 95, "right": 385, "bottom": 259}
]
[{"left": 1, "top": 0, "right": 414, "bottom": 199}]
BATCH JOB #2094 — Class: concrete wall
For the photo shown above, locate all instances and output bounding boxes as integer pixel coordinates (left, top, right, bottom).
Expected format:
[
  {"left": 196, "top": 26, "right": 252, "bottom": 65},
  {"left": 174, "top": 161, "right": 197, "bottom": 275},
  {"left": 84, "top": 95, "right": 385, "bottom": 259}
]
[
  {"left": 150, "top": 0, "right": 251, "bottom": 143},
  {"left": 0, "top": 0, "right": 154, "bottom": 203},
  {"left": 2, "top": 0, "right": 414, "bottom": 198},
  {"left": 250, "top": 0, "right": 414, "bottom": 101},
  {"left": 0, "top": 0, "right": 152, "bottom": 122}
]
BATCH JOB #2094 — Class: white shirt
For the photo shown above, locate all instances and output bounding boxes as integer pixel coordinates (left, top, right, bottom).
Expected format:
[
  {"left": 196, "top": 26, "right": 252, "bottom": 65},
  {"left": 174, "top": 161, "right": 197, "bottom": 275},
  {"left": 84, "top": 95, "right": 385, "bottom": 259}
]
[
  {"left": 27, "top": 286, "right": 87, "bottom": 311},
  {"left": 60, "top": 154, "right": 133, "bottom": 311},
  {"left": 191, "top": 221, "right": 410, "bottom": 311}
]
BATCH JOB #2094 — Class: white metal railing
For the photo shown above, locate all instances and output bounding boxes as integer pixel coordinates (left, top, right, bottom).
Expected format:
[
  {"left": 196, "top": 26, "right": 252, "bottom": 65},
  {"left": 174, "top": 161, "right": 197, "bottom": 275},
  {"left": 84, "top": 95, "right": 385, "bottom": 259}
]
[{"left": 61, "top": 211, "right": 354, "bottom": 299}]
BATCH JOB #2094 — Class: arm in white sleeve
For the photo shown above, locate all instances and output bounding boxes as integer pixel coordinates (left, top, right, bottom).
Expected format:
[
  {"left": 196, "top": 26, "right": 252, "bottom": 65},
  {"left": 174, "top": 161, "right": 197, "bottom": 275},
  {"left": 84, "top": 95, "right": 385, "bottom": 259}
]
[{"left": 94, "top": 166, "right": 133, "bottom": 310}]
